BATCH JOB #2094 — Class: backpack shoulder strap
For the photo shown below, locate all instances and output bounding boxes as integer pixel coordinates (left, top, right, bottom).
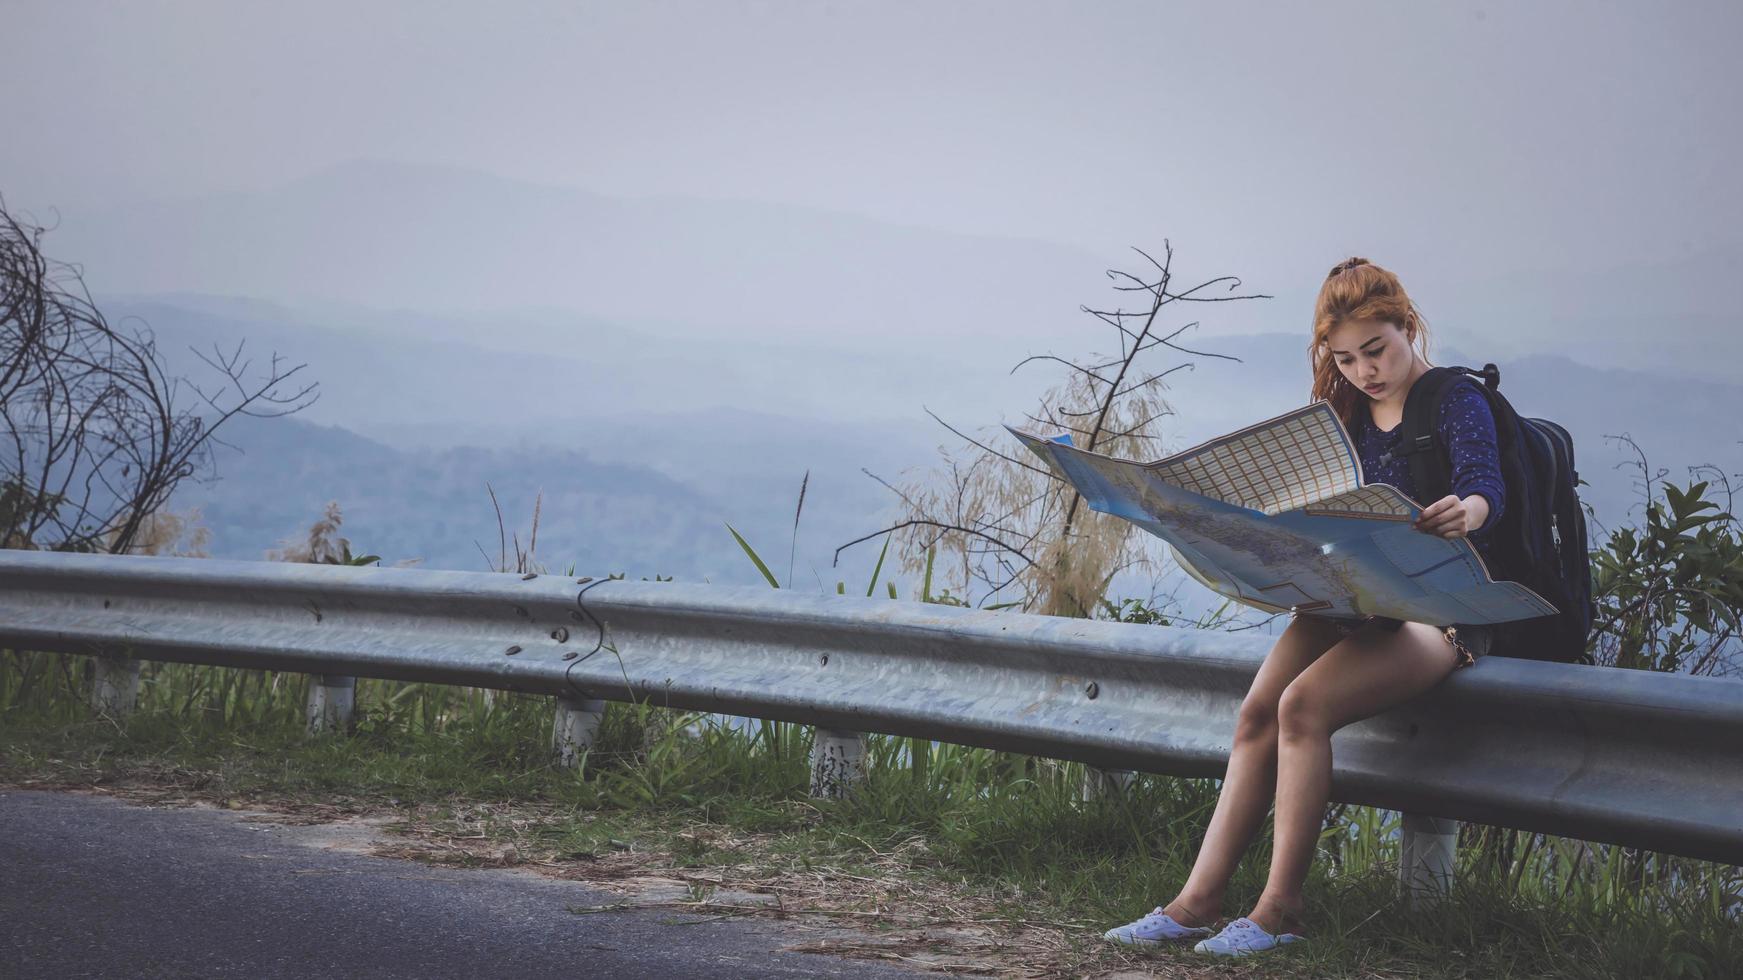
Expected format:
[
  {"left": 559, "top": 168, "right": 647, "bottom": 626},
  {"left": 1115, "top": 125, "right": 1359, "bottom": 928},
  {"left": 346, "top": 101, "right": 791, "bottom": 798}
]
[{"left": 1395, "top": 366, "right": 1469, "bottom": 505}]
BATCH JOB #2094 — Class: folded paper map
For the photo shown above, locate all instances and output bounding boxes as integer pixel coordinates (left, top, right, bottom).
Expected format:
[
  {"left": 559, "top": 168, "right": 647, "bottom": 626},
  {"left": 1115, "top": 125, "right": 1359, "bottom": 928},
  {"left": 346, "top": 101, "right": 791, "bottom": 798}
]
[{"left": 1006, "top": 401, "right": 1556, "bottom": 626}]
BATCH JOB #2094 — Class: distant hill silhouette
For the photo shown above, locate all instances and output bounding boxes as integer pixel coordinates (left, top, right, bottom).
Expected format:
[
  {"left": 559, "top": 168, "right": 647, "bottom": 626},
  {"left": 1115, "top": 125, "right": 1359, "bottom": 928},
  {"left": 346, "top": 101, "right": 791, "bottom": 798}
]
[
  {"left": 156, "top": 317, "right": 1742, "bottom": 593},
  {"left": 173, "top": 413, "right": 739, "bottom": 579}
]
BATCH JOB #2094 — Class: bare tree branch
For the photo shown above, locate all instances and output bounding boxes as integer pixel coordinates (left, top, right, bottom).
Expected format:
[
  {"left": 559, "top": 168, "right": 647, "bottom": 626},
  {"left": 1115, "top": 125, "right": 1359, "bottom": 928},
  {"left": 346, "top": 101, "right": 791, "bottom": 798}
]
[
  {"left": 838, "top": 241, "right": 1269, "bottom": 621},
  {"left": 0, "top": 197, "right": 318, "bottom": 554},
  {"left": 832, "top": 519, "right": 1039, "bottom": 570}
]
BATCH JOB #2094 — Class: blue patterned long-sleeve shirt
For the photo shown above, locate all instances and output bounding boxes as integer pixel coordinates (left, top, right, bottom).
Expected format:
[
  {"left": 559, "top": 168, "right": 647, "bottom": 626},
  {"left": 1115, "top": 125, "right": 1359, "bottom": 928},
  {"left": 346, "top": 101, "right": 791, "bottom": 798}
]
[{"left": 1352, "top": 377, "right": 1506, "bottom": 552}]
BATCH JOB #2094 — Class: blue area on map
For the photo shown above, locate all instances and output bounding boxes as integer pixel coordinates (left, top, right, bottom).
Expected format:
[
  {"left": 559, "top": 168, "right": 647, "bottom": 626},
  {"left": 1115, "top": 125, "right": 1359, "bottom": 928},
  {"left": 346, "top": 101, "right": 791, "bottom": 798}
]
[{"left": 1005, "top": 419, "right": 1558, "bottom": 627}]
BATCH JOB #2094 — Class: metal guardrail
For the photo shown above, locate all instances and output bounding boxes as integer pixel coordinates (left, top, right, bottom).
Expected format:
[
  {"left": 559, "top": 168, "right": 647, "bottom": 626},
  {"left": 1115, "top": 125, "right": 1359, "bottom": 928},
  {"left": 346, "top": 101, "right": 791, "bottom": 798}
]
[{"left": 2, "top": 550, "right": 1741, "bottom": 870}]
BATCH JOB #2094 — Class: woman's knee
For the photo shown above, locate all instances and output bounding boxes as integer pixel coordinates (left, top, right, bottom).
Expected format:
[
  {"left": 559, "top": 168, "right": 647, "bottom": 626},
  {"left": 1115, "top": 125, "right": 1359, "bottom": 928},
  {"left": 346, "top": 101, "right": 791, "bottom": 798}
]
[
  {"left": 1234, "top": 693, "right": 1280, "bottom": 744},
  {"left": 1236, "top": 617, "right": 1339, "bottom": 744},
  {"left": 1276, "top": 680, "right": 1330, "bottom": 740}
]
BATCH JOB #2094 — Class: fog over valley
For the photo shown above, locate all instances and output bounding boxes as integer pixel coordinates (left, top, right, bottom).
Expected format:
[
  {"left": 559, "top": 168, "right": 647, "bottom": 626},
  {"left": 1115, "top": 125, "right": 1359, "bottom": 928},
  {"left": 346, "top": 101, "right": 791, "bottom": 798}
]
[
  {"left": 4, "top": 1, "right": 1739, "bottom": 606},
  {"left": 122, "top": 283, "right": 1742, "bottom": 595}
]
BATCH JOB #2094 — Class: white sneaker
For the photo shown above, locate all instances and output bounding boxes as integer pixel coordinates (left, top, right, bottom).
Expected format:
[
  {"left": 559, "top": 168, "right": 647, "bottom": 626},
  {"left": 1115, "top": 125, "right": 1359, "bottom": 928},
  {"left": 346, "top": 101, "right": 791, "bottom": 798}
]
[
  {"left": 1193, "top": 915, "right": 1306, "bottom": 956},
  {"left": 1102, "top": 906, "right": 1216, "bottom": 946}
]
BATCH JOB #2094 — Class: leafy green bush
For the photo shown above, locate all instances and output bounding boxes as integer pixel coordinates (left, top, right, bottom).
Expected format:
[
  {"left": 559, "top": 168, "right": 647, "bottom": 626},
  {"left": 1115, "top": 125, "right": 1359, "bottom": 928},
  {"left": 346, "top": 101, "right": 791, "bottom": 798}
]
[{"left": 1589, "top": 476, "right": 1741, "bottom": 675}]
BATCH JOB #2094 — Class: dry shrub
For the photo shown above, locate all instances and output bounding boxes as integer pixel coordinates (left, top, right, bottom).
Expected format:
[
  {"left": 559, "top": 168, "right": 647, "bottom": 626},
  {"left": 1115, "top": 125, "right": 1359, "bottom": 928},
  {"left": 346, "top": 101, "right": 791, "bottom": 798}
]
[
  {"left": 862, "top": 244, "right": 1266, "bottom": 617},
  {"left": 893, "top": 366, "right": 1169, "bottom": 618},
  {"left": 0, "top": 199, "right": 316, "bottom": 555},
  {"left": 114, "top": 507, "right": 212, "bottom": 557},
  {"left": 268, "top": 500, "right": 349, "bottom": 564}
]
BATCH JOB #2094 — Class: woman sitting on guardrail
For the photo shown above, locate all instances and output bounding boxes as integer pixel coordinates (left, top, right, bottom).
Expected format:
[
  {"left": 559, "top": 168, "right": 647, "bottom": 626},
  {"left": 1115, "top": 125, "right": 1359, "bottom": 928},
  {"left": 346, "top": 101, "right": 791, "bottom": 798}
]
[{"left": 1103, "top": 257, "right": 1503, "bottom": 958}]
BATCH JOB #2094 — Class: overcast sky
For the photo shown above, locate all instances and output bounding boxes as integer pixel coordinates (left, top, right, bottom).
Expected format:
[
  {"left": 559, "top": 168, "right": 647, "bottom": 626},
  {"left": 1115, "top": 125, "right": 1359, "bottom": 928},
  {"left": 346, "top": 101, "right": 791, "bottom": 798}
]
[{"left": 4, "top": 0, "right": 1738, "bottom": 296}]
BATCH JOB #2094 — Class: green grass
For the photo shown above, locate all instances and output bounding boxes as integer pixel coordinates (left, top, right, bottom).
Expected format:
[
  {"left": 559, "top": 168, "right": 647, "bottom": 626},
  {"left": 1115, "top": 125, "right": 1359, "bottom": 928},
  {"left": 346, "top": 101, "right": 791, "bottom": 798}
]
[{"left": 3, "top": 650, "right": 1739, "bottom": 978}]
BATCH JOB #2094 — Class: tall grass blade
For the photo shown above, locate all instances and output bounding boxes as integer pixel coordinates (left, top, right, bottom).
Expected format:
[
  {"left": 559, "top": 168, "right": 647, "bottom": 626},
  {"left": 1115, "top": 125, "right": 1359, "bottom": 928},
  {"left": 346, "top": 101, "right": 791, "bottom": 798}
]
[
  {"left": 726, "top": 523, "right": 780, "bottom": 588},
  {"left": 787, "top": 469, "right": 808, "bottom": 589},
  {"left": 865, "top": 533, "right": 891, "bottom": 597}
]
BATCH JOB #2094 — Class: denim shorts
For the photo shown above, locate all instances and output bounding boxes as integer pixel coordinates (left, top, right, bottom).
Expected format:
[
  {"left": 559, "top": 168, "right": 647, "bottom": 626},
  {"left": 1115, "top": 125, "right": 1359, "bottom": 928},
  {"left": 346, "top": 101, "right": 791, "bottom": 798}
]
[{"left": 1305, "top": 615, "right": 1493, "bottom": 669}]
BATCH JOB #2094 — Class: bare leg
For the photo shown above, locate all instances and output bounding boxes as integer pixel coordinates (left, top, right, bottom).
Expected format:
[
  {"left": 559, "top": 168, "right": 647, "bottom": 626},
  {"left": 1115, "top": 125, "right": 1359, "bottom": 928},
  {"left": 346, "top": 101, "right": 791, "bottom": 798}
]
[
  {"left": 1248, "top": 621, "right": 1461, "bottom": 936},
  {"left": 1161, "top": 615, "right": 1343, "bottom": 927}
]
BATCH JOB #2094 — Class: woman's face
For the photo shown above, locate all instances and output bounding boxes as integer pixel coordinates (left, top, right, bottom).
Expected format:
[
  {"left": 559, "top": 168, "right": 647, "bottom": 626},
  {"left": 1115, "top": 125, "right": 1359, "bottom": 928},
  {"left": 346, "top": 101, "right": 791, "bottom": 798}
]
[{"left": 1325, "top": 318, "right": 1416, "bottom": 401}]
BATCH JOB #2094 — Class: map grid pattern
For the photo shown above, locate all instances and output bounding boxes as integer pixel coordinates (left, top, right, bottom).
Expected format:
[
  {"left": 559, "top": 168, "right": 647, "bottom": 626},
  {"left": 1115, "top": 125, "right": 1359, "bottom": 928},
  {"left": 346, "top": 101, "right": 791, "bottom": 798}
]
[{"left": 1146, "top": 407, "right": 1358, "bottom": 515}]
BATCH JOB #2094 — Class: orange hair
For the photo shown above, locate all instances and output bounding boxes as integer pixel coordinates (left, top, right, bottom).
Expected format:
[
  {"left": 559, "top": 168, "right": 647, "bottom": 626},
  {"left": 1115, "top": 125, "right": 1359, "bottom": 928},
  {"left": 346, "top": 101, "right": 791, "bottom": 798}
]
[{"left": 1309, "top": 257, "right": 1434, "bottom": 424}]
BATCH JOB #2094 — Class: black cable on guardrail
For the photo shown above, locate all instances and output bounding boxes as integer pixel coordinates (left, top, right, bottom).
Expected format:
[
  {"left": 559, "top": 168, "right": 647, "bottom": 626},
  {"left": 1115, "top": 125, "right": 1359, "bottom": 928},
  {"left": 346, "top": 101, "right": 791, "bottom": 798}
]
[{"left": 562, "top": 576, "right": 613, "bottom": 702}]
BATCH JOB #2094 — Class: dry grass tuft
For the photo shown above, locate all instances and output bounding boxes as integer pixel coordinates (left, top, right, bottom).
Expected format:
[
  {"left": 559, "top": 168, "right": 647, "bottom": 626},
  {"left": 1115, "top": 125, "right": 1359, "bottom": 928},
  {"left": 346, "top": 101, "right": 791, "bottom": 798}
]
[
  {"left": 115, "top": 506, "right": 211, "bottom": 557},
  {"left": 266, "top": 500, "right": 351, "bottom": 564}
]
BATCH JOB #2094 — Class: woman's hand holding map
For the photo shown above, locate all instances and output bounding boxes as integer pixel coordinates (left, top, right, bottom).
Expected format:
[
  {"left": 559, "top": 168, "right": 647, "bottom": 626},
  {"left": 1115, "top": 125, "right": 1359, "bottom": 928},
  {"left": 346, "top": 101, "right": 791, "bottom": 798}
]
[{"left": 1413, "top": 493, "right": 1489, "bottom": 540}]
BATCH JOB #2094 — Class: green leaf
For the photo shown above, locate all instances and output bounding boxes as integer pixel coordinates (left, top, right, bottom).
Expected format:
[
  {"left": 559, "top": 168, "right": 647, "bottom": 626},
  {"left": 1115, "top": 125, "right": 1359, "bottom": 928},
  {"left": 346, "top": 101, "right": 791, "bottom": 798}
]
[
  {"left": 865, "top": 533, "right": 891, "bottom": 598},
  {"left": 1672, "top": 513, "right": 1724, "bottom": 535},
  {"left": 725, "top": 523, "right": 780, "bottom": 589}
]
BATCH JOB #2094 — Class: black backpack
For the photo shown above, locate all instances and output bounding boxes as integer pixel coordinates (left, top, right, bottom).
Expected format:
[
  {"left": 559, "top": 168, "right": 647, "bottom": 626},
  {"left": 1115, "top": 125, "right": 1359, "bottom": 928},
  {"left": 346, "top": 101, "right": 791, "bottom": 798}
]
[{"left": 1396, "top": 364, "right": 1596, "bottom": 664}]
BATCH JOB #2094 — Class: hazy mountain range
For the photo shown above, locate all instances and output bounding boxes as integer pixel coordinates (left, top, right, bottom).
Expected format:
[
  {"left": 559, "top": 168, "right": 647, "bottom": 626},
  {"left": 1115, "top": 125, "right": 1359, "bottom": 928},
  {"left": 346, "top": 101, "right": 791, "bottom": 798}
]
[
  {"left": 118, "top": 296, "right": 1743, "bottom": 597},
  {"left": 12, "top": 158, "right": 1732, "bottom": 597}
]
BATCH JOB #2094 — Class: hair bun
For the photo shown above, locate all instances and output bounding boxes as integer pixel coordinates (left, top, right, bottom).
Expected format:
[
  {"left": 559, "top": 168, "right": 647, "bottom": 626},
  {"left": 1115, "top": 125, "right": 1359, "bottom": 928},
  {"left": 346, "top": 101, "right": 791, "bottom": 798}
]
[{"left": 1327, "top": 256, "right": 1370, "bottom": 279}]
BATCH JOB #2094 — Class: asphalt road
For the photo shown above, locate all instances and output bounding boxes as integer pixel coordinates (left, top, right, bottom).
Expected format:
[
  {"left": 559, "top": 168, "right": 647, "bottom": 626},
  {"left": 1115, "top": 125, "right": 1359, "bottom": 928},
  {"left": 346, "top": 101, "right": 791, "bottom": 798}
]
[{"left": 0, "top": 789, "right": 934, "bottom": 979}]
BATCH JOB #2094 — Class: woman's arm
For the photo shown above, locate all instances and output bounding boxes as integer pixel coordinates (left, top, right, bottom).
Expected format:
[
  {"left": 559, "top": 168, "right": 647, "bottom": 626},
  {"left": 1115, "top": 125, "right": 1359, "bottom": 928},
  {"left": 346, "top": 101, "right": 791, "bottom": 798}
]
[{"left": 1414, "top": 380, "right": 1505, "bottom": 540}]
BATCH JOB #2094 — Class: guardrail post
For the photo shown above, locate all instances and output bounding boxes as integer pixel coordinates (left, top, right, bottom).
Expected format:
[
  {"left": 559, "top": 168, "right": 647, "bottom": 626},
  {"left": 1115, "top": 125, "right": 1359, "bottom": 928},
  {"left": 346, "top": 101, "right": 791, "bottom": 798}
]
[
  {"left": 1398, "top": 812, "right": 1459, "bottom": 904},
  {"left": 809, "top": 727, "right": 867, "bottom": 799},
  {"left": 552, "top": 695, "right": 606, "bottom": 767},
  {"left": 1079, "top": 766, "right": 1134, "bottom": 801},
  {"left": 305, "top": 674, "right": 356, "bottom": 735},
  {"left": 90, "top": 655, "right": 139, "bottom": 718}
]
